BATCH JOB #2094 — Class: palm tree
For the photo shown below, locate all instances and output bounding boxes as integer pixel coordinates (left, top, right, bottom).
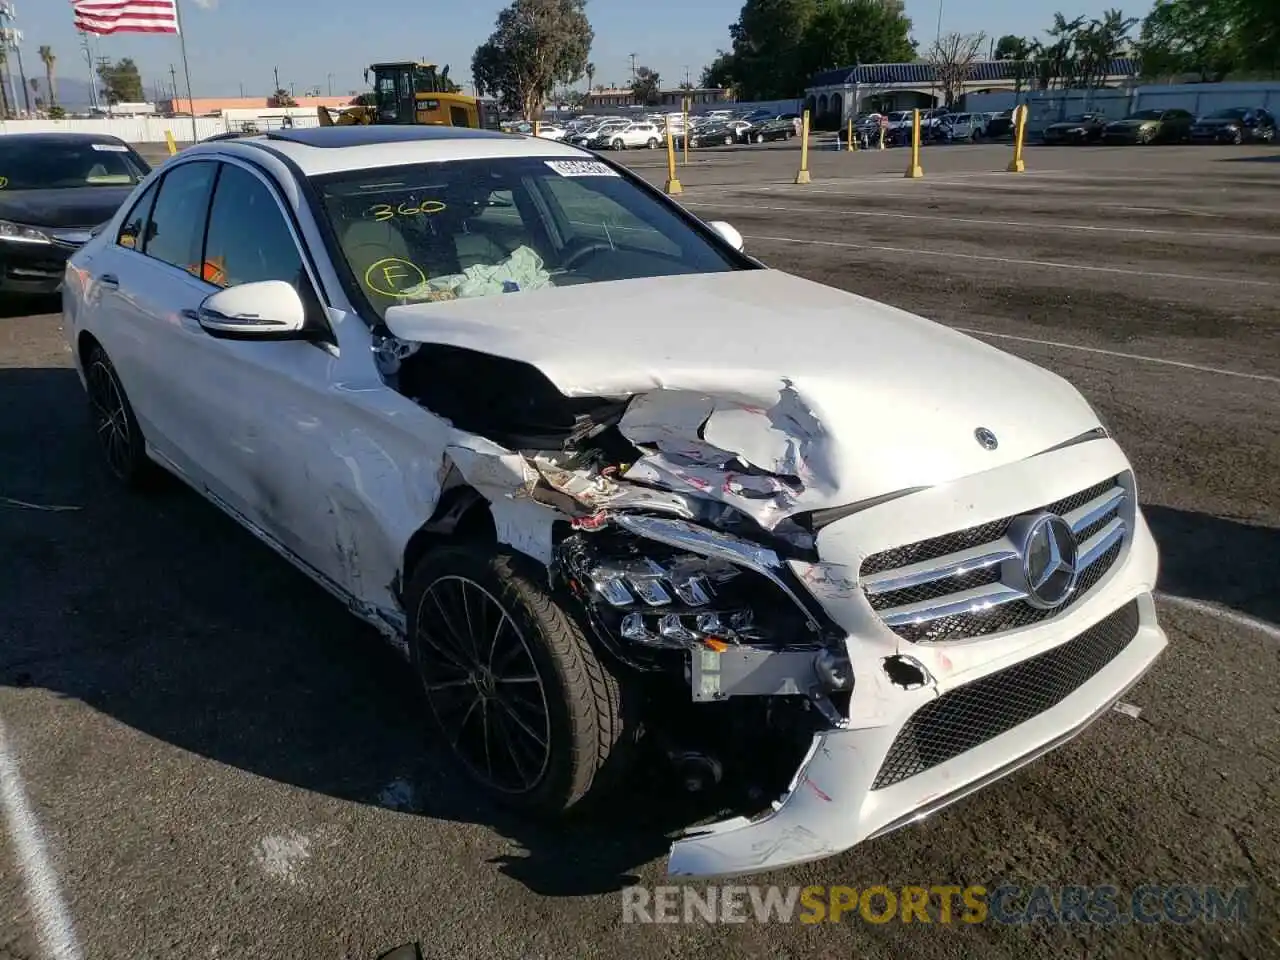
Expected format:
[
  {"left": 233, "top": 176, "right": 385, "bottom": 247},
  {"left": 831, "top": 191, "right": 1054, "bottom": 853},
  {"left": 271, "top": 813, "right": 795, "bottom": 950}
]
[
  {"left": 0, "top": 47, "right": 11, "bottom": 119},
  {"left": 39, "top": 45, "right": 56, "bottom": 108},
  {"left": 584, "top": 61, "right": 594, "bottom": 93}
]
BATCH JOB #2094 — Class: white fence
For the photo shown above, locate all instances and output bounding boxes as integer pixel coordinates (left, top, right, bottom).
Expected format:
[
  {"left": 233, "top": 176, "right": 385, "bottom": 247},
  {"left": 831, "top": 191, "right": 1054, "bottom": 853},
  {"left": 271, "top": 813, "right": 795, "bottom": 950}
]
[
  {"left": 964, "top": 82, "right": 1280, "bottom": 134},
  {"left": 0, "top": 113, "right": 323, "bottom": 143}
]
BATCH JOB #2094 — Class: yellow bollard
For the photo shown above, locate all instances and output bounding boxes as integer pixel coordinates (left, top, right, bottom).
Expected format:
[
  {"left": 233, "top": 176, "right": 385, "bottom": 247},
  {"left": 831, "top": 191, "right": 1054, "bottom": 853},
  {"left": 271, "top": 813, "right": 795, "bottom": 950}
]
[
  {"left": 664, "top": 122, "right": 683, "bottom": 195},
  {"left": 847, "top": 117, "right": 855, "bottom": 152},
  {"left": 904, "top": 109, "right": 923, "bottom": 178},
  {"left": 1007, "top": 105, "right": 1027, "bottom": 172},
  {"left": 165, "top": 129, "right": 178, "bottom": 156},
  {"left": 533, "top": 119, "right": 541, "bottom": 138},
  {"left": 795, "top": 109, "right": 811, "bottom": 184},
  {"left": 879, "top": 122, "right": 885, "bottom": 150}
]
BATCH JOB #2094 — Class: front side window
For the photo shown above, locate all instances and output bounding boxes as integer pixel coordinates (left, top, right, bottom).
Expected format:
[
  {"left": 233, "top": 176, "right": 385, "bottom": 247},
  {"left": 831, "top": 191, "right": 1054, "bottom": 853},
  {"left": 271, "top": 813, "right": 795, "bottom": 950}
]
[
  {"left": 1, "top": 139, "right": 150, "bottom": 191},
  {"left": 202, "top": 163, "right": 309, "bottom": 291},
  {"left": 143, "top": 162, "right": 217, "bottom": 276},
  {"left": 117, "top": 180, "right": 158, "bottom": 250},
  {"left": 315, "top": 157, "right": 741, "bottom": 318}
]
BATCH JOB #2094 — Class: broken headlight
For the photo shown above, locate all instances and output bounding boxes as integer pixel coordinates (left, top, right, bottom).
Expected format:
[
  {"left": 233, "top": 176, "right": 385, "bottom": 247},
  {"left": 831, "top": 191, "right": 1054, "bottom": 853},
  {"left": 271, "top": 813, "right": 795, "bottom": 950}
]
[{"left": 557, "top": 523, "right": 824, "bottom": 657}]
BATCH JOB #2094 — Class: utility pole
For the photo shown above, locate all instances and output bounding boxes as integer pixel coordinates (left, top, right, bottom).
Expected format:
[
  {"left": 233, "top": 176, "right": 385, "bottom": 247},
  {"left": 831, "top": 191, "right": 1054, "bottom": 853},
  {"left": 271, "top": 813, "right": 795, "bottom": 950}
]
[
  {"left": 97, "top": 54, "right": 113, "bottom": 116},
  {"left": 169, "top": 64, "right": 178, "bottom": 105},
  {"left": 327, "top": 72, "right": 333, "bottom": 96},
  {"left": 684, "top": 65, "right": 690, "bottom": 88},
  {"left": 629, "top": 53, "right": 636, "bottom": 83},
  {"left": 79, "top": 31, "right": 97, "bottom": 112},
  {"left": 239, "top": 82, "right": 245, "bottom": 98},
  {"left": 273, "top": 65, "right": 280, "bottom": 93}
]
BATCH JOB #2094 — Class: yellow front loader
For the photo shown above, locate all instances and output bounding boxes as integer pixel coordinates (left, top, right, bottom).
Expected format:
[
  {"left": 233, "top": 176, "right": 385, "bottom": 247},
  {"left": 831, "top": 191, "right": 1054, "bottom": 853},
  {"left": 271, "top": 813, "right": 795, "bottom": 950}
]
[{"left": 317, "top": 62, "right": 497, "bottom": 130}]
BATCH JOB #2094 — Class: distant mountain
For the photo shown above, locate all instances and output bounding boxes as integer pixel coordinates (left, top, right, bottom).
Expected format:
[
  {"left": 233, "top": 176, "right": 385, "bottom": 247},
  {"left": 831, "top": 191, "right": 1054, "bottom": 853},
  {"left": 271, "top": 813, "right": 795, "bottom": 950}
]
[{"left": 14, "top": 74, "right": 97, "bottom": 112}]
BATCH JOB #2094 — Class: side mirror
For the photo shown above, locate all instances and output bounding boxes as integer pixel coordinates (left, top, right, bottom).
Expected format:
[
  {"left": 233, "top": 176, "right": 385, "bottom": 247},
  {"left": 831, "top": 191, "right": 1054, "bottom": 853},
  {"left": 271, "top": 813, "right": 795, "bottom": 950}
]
[
  {"left": 707, "top": 220, "right": 744, "bottom": 252},
  {"left": 196, "top": 280, "right": 308, "bottom": 340}
]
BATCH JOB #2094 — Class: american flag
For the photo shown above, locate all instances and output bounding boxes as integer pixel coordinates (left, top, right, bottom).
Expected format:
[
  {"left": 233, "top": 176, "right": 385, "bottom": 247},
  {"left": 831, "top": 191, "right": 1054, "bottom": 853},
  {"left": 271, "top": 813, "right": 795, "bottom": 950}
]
[{"left": 72, "top": 0, "right": 180, "bottom": 36}]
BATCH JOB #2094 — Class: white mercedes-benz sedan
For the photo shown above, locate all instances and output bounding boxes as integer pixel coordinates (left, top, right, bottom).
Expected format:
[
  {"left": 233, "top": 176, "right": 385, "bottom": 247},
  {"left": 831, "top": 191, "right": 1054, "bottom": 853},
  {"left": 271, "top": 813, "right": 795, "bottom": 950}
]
[{"left": 62, "top": 126, "right": 1167, "bottom": 878}]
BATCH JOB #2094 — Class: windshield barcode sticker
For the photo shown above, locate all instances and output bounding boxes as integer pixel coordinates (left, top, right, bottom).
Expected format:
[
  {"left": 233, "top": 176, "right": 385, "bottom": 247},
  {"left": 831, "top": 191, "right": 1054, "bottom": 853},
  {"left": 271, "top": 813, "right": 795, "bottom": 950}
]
[
  {"left": 544, "top": 160, "right": 619, "bottom": 178},
  {"left": 91, "top": 143, "right": 130, "bottom": 152}
]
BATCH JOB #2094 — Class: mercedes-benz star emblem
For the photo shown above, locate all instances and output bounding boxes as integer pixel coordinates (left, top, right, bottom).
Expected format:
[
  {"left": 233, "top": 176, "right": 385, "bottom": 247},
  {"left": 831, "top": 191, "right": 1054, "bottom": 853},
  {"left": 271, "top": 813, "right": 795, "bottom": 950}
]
[
  {"left": 1020, "top": 514, "right": 1079, "bottom": 609},
  {"left": 974, "top": 427, "right": 998, "bottom": 450}
]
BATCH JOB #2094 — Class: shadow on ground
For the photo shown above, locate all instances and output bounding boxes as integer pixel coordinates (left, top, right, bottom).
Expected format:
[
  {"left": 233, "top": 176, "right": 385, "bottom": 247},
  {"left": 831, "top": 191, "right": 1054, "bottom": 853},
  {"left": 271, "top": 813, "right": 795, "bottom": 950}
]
[
  {"left": 0, "top": 293, "right": 59, "bottom": 320},
  {"left": 1219, "top": 153, "right": 1280, "bottom": 163},
  {"left": 0, "top": 366, "right": 740, "bottom": 898},
  {"left": 1145, "top": 504, "right": 1280, "bottom": 625}
]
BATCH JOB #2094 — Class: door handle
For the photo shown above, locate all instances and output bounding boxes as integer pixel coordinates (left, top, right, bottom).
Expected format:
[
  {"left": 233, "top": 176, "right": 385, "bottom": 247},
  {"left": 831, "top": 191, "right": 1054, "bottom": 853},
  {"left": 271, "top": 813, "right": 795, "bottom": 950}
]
[{"left": 98, "top": 273, "right": 119, "bottom": 288}]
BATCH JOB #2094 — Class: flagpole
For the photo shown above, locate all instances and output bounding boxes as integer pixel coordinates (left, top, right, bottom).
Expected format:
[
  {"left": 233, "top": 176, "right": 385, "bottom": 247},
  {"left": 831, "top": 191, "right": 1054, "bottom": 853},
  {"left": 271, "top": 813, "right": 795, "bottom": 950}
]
[{"left": 172, "top": 0, "right": 197, "bottom": 143}]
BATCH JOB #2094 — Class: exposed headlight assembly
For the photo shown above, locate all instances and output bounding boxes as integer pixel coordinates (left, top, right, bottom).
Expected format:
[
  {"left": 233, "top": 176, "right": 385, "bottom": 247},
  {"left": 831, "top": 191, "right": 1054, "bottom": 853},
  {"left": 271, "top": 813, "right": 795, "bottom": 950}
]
[
  {"left": 556, "top": 513, "right": 834, "bottom": 665},
  {"left": 0, "top": 220, "right": 52, "bottom": 245}
]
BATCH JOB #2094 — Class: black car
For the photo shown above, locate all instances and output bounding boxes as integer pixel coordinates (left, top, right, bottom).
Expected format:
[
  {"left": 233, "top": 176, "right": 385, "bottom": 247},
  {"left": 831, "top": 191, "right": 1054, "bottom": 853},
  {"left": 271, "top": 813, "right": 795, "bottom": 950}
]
[
  {"left": 1042, "top": 113, "right": 1108, "bottom": 144},
  {"left": 746, "top": 117, "right": 796, "bottom": 142},
  {"left": 1190, "top": 107, "right": 1277, "bottom": 144},
  {"left": 0, "top": 133, "right": 151, "bottom": 297}
]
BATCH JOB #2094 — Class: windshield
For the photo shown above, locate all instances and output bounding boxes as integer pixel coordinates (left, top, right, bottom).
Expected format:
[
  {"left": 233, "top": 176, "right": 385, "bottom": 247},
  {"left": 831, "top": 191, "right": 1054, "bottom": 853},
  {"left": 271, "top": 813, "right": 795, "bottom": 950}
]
[
  {"left": 316, "top": 156, "right": 742, "bottom": 319},
  {"left": 1206, "top": 108, "right": 1248, "bottom": 119},
  {"left": 1128, "top": 110, "right": 1164, "bottom": 120},
  {"left": 0, "top": 139, "right": 150, "bottom": 190}
]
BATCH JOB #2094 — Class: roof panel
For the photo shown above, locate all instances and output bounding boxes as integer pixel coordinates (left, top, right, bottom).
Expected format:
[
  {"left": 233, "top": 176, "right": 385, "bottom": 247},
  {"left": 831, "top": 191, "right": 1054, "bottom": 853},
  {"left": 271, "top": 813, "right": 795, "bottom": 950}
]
[{"left": 264, "top": 126, "right": 520, "bottom": 148}]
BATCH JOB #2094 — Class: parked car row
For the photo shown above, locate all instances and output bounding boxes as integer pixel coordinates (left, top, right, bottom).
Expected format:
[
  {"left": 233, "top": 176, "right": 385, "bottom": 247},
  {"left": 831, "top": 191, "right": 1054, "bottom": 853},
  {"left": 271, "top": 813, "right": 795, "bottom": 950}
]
[
  {"left": 1043, "top": 106, "right": 1276, "bottom": 145},
  {"left": 499, "top": 108, "right": 804, "bottom": 152}
]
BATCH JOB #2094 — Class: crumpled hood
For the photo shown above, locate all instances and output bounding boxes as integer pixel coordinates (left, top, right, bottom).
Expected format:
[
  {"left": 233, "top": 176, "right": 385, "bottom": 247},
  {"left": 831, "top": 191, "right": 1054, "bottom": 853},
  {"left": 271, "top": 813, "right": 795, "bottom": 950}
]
[{"left": 384, "top": 269, "right": 1101, "bottom": 517}]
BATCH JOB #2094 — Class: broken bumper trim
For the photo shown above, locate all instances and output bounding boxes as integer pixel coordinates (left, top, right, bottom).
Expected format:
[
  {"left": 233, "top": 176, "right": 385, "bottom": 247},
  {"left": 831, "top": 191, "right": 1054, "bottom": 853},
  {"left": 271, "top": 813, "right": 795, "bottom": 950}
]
[{"left": 666, "top": 592, "right": 1166, "bottom": 879}]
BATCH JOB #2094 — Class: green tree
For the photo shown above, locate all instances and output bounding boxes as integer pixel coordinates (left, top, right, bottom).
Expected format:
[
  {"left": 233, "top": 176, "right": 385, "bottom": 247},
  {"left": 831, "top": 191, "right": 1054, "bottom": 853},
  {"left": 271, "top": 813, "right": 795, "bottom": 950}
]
[
  {"left": 797, "top": 0, "right": 917, "bottom": 80},
  {"left": 994, "top": 34, "right": 1026, "bottom": 59},
  {"left": 630, "top": 65, "right": 661, "bottom": 105},
  {"left": 270, "top": 88, "right": 298, "bottom": 107},
  {"left": 1136, "top": 0, "right": 1272, "bottom": 80},
  {"left": 38, "top": 45, "right": 58, "bottom": 109},
  {"left": 0, "top": 48, "right": 12, "bottom": 118},
  {"left": 725, "top": 0, "right": 821, "bottom": 100},
  {"left": 96, "top": 57, "right": 144, "bottom": 105},
  {"left": 471, "top": 0, "right": 593, "bottom": 119},
  {"left": 701, "top": 51, "right": 736, "bottom": 89},
  {"left": 1073, "top": 8, "right": 1137, "bottom": 95}
]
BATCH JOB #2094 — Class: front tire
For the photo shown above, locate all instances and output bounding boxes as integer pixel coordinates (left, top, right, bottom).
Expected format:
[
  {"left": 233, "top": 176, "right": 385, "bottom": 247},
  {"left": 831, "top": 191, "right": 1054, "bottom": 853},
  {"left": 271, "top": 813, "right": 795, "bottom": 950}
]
[
  {"left": 611, "top": 138, "right": 624, "bottom": 151},
  {"left": 84, "top": 343, "right": 154, "bottom": 488},
  {"left": 646, "top": 137, "right": 658, "bottom": 149},
  {"left": 407, "top": 543, "right": 627, "bottom": 816}
]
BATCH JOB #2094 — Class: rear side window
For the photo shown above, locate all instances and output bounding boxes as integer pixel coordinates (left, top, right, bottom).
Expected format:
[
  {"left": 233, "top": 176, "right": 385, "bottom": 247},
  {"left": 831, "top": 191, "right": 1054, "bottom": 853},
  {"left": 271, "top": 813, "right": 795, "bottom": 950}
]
[
  {"left": 117, "top": 180, "right": 158, "bottom": 250},
  {"left": 144, "top": 161, "right": 217, "bottom": 276}
]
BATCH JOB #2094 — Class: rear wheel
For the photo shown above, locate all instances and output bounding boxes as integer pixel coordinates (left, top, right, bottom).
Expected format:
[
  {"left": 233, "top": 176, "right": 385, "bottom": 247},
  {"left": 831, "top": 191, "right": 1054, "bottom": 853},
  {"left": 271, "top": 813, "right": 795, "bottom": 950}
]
[
  {"left": 407, "top": 543, "right": 629, "bottom": 816},
  {"left": 753, "top": 132, "right": 764, "bottom": 144},
  {"left": 1230, "top": 127, "right": 1244, "bottom": 145},
  {"left": 611, "top": 138, "right": 624, "bottom": 150},
  {"left": 646, "top": 137, "right": 658, "bottom": 149},
  {"left": 84, "top": 343, "right": 154, "bottom": 488}
]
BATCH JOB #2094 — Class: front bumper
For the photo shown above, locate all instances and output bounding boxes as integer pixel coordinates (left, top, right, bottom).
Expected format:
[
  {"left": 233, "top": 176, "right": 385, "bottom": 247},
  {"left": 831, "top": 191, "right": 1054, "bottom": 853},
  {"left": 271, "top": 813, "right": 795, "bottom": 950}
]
[
  {"left": 0, "top": 243, "right": 74, "bottom": 295},
  {"left": 668, "top": 439, "right": 1166, "bottom": 878}
]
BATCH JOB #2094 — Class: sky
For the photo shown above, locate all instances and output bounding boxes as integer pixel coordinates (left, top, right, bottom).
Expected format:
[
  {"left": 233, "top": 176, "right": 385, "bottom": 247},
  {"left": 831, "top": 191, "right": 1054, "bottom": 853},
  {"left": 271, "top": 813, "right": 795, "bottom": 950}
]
[{"left": 14, "top": 0, "right": 1145, "bottom": 101}]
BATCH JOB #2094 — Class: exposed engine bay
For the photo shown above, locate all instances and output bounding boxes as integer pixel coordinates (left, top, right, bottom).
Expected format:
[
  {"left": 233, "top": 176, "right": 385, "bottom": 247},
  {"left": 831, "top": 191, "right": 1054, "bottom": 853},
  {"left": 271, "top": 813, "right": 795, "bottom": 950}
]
[{"left": 377, "top": 334, "right": 860, "bottom": 797}]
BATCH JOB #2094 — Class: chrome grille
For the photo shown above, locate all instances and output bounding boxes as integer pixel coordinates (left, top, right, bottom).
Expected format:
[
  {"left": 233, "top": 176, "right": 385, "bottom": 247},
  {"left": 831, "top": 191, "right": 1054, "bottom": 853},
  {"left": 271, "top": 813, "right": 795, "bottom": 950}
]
[
  {"left": 871, "top": 599, "right": 1140, "bottom": 790},
  {"left": 861, "top": 476, "right": 1129, "bottom": 643}
]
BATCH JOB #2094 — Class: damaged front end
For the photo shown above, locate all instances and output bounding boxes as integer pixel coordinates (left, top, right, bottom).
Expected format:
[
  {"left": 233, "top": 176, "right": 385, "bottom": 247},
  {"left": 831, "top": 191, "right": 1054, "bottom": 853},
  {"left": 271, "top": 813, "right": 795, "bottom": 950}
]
[{"left": 384, "top": 334, "right": 872, "bottom": 855}]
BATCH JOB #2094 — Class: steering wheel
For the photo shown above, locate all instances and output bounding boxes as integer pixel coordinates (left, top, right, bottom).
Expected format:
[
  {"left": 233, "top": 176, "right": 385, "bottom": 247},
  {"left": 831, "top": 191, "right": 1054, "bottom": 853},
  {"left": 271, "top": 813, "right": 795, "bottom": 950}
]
[{"left": 560, "top": 237, "right": 616, "bottom": 271}]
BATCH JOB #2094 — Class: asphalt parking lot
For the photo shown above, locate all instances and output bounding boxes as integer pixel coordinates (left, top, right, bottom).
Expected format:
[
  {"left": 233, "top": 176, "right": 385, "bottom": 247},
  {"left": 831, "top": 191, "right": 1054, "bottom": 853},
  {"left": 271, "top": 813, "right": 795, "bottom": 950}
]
[{"left": 2, "top": 139, "right": 1278, "bottom": 959}]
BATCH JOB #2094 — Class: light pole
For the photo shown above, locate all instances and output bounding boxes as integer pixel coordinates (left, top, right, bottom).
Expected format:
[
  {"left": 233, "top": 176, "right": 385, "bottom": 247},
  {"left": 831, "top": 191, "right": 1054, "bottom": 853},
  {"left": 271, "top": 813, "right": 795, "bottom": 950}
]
[
  {"left": 327, "top": 73, "right": 333, "bottom": 96},
  {"left": 80, "top": 32, "right": 97, "bottom": 112}
]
